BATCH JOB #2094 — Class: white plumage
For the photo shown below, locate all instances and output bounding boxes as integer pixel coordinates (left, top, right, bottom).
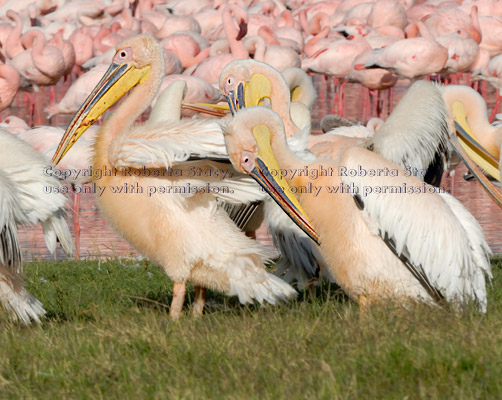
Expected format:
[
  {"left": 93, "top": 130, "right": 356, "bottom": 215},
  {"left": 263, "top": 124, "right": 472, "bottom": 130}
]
[
  {"left": 0, "top": 130, "right": 73, "bottom": 323},
  {"left": 224, "top": 106, "right": 492, "bottom": 312}
]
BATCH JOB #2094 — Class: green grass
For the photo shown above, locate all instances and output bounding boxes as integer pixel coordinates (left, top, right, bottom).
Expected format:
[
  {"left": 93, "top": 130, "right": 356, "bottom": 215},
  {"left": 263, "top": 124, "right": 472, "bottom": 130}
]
[{"left": 0, "top": 259, "right": 501, "bottom": 399}]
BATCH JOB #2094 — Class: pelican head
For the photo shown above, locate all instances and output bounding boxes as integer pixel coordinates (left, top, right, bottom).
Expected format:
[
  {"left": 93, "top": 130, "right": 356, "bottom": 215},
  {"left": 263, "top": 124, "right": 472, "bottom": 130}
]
[
  {"left": 219, "top": 60, "right": 279, "bottom": 114},
  {"left": 448, "top": 99, "right": 502, "bottom": 208},
  {"left": 52, "top": 35, "right": 162, "bottom": 165},
  {"left": 224, "top": 106, "right": 320, "bottom": 244},
  {"left": 182, "top": 60, "right": 285, "bottom": 118}
]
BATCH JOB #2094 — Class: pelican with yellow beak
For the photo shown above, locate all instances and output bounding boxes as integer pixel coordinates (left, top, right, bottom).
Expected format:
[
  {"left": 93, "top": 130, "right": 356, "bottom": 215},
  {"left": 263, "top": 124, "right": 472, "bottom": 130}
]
[
  {"left": 220, "top": 61, "right": 459, "bottom": 288},
  {"left": 224, "top": 106, "right": 492, "bottom": 311},
  {"left": 440, "top": 84, "right": 502, "bottom": 208},
  {"left": 52, "top": 35, "right": 296, "bottom": 319}
]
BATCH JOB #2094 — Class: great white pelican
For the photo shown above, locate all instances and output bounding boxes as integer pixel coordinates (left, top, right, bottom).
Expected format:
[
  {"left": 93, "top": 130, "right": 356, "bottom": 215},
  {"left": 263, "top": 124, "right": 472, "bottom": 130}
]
[
  {"left": 52, "top": 35, "right": 296, "bottom": 319},
  {"left": 223, "top": 106, "right": 492, "bottom": 311}
]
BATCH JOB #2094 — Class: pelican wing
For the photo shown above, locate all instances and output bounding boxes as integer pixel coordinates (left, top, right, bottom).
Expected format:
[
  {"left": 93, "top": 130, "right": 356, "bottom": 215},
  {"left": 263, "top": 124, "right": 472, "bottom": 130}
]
[
  {"left": 367, "top": 81, "right": 449, "bottom": 182},
  {"left": 108, "top": 119, "right": 228, "bottom": 170},
  {"left": 108, "top": 120, "right": 266, "bottom": 205},
  {"left": 0, "top": 171, "right": 22, "bottom": 273},
  {"left": 0, "top": 170, "right": 46, "bottom": 324},
  {"left": 265, "top": 199, "right": 332, "bottom": 289},
  {"left": 0, "top": 131, "right": 73, "bottom": 256},
  {"left": 340, "top": 147, "right": 492, "bottom": 311}
]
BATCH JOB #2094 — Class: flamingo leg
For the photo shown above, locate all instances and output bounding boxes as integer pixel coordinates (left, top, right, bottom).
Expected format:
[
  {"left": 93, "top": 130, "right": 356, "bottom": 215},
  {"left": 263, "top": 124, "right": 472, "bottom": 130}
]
[
  {"left": 331, "top": 77, "right": 338, "bottom": 114},
  {"left": 362, "top": 86, "right": 369, "bottom": 123},
  {"left": 170, "top": 281, "right": 186, "bottom": 320},
  {"left": 388, "top": 87, "right": 394, "bottom": 115},
  {"left": 489, "top": 91, "right": 501, "bottom": 123},
  {"left": 192, "top": 286, "right": 207, "bottom": 317},
  {"left": 339, "top": 79, "right": 346, "bottom": 117}
]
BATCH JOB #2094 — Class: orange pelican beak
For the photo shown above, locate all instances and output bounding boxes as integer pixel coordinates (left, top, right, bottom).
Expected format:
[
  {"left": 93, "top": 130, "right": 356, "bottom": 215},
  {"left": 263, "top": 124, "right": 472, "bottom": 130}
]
[
  {"left": 52, "top": 60, "right": 151, "bottom": 165},
  {"left": 241, "top": 124, "right": 320, "bottom": 244},
  {"left": 450, "top": 100, "right": 502, "bottom": 208}
]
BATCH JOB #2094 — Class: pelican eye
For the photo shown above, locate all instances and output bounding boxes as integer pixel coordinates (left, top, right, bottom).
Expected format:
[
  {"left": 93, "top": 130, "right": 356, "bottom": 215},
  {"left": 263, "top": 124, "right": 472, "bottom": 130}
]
[{"left": 114, "top": 47, "right": 132, "bottom": 63}]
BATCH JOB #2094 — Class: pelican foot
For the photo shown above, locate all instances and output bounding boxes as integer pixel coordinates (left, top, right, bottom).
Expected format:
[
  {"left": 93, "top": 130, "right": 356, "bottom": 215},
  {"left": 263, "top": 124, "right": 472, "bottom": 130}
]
[{"left": 192, "top": 286, "right": 207, "bottom": 317}]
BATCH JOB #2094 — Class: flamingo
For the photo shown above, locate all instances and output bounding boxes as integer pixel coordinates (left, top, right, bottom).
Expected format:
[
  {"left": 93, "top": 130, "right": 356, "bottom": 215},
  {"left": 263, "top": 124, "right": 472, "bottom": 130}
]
[
  {"left": 45, "top": 64, "right": 109, "bottom": 118},
  {"left": 10, "top": 28, "right": 66, "bottom": 88},
  {"left": 51, "top": 35, "right": 296, "bottom": 319},
  {"left": 478, "top": 16, "right": 502, "bottom": 58},
  {"left": 244, "top": 35, "right": 301, "bottom": 72},
  {"left": 423, "top": 6, "right": 481, "bottom": 44},
  {"left": 0, "top": 63, "right": 21, "bottom": 112},
  {"left": 362, "top": 35, "right": 448, "bottom": 82},
  {"left": 0, "top": 129, "right": 73, "bottom": 323},
  {"left": 301, "top": 37, "right": 372, "bottom": 115},
  {"left": 223, "top": 106, "right": 492, "bottom": 311},
  {"left": 187, "top": 4, "right": 249, "bottom": 84}
]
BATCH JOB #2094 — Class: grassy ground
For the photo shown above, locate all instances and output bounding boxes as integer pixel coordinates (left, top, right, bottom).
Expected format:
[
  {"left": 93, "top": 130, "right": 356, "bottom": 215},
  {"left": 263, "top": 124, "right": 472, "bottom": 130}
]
[{"left": 0, "top": 259, "right": 501, "bottom": 399}]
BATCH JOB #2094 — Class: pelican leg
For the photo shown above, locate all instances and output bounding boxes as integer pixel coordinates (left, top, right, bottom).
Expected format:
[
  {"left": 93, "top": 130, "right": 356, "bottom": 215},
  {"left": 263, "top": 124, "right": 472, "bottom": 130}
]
[
  {"left": 192, "top": 286, "right": 207, "bottom": 317},
  {"left": 170, "top": 282, "right": 186, "bottom": 320},
  {"left": 72, "top": 186, "right": 80, "bottom": 259}
]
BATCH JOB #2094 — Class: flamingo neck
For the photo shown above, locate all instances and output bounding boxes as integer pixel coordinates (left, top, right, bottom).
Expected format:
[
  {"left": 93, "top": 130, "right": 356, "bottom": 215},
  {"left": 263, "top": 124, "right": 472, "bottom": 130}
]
[
  {"left": 469, "top": 6, "right": 481, "bottom": 44},
  {"left": 247, "top": 36, "right": 266, "bottom": 62},
  {"left": 223, "top": 6, "right": 248, "bottom": 59},
  {"left": 5, "top": 12, "right": 23, "bottom": 59}
]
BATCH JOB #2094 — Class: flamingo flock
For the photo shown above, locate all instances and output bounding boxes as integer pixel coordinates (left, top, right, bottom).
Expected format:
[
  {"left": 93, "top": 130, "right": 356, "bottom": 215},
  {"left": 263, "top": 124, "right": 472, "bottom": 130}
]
[
  {"left": 0, "top": 0, "right": 501, "bottom": 322},
  {"left": 0, "top": 0, "right": 499, "bottom": 122}
]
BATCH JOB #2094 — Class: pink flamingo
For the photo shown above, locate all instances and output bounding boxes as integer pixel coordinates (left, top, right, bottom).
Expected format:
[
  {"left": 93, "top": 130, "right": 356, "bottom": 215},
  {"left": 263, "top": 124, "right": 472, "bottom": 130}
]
[
  {"left": 155, "top": 15, "right": 201, "bottom": 39},
  {"left": 5, "top": 10, "right": 25, "bottom": 60},
  {"left": 188, "top": 5, "right": 249, "bottom": 83},
  {"left": 48, "top": 31, "right": 76, "bottom": 78},
  {"left": 302, "top": 37, "right": 371, "bottom": 115},
  {"left": 475, "top": 54, "right": 502, "bottom": 122},
  {"left": 423, "top": 6, "right": 481, "bottom": 44},
  {"left": 0, "top": 63, "right": 21, "bottom": 113},
  {"left": 436, "top": 31, "right": 480, "bottom": 83},
  {"left": 45, "top": 64, "right": 109, "bottom": 118},
  {"left": 362, "top": 34, "right": 448, "bottom": 82},
  {"left": 349, "top": 50, "right": 398, "bottom": 120},
  {"left": 0, "top": 115, "right": 29, "bottom": 134},
  {"left": 69, "top": 27, "right": 95, "bottom": 68},
  {"left": 478, "top": 16, "right": 502, "bottom": 58},
  {"left": 244, "top": 35, "right": 301, "bottom": 72},
  {"left": 10, "top": 29, "right": 66, "bottom": 88},
  {"left": 367, "top": 0, "right": 408, "bottom": 30},
  {"left": 160, "top": 32, "right": 209, "bottom": 69}
]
